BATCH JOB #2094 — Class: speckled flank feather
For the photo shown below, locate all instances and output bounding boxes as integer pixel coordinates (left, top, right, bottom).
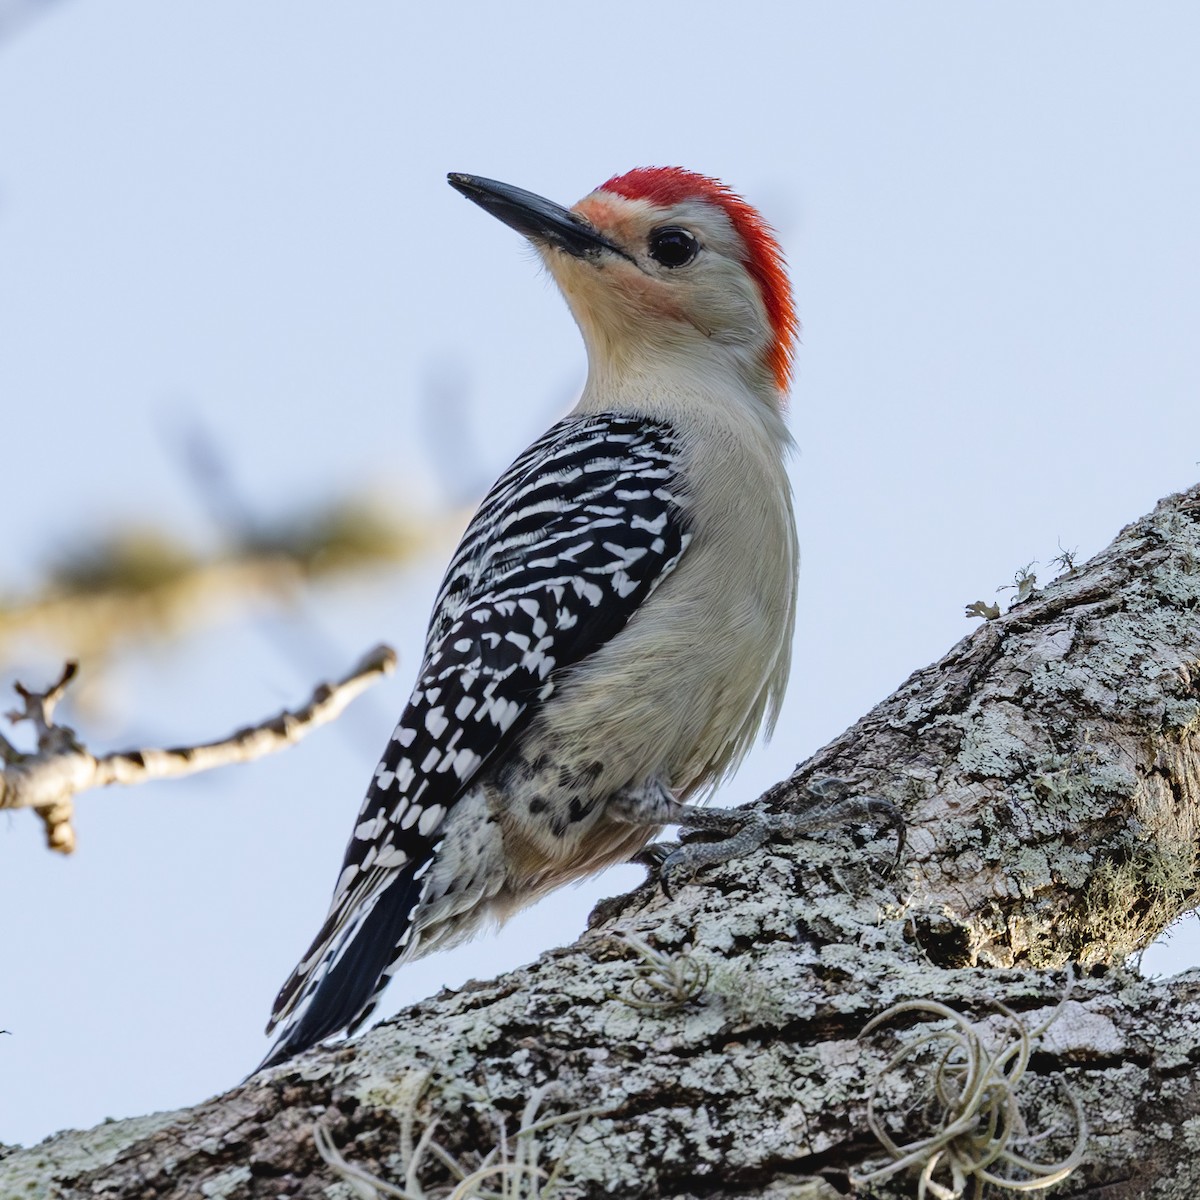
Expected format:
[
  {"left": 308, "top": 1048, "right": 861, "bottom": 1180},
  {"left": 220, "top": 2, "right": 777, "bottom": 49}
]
[{"left": 600, "top": 167, "right": 798, "bottom": 393}]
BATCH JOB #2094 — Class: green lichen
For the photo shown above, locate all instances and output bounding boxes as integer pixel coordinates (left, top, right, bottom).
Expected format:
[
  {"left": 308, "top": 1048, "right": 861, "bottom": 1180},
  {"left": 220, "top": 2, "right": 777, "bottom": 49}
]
[{"left": 1076, "top": 842, "right": 1200, "bottom": 962}]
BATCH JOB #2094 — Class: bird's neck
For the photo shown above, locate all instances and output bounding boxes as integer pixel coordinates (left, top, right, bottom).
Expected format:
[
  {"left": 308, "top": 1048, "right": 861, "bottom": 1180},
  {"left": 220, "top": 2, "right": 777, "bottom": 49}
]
[{"left": 573, "top": 336, "right": 789, "bottom": 448}]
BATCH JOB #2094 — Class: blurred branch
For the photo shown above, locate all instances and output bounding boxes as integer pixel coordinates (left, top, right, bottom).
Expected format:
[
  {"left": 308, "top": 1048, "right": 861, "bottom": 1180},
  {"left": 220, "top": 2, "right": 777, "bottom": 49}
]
[
  {"left": 0, "top": 0, "right": 69, "bottom": 47},
  {"left": 0, "top": 644, "right": 397, "bottom": 854},
  {"left": 161, "top": 409, "right": 413, "bottom": 752},
  {"left": 0, "top": 497, "right": 448, "bottom": 663}
]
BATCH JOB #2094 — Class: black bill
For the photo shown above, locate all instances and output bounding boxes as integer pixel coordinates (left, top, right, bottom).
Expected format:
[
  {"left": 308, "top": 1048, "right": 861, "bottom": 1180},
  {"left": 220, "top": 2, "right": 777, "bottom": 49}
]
[{"left": 448, "top": 173, "right": 627, "bottom": 260}]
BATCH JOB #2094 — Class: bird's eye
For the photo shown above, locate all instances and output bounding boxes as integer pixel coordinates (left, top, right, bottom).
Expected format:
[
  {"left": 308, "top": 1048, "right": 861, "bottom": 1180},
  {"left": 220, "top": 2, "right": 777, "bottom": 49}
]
[{"left": 648, "top": 227, "right": 699, "bottom": 268}]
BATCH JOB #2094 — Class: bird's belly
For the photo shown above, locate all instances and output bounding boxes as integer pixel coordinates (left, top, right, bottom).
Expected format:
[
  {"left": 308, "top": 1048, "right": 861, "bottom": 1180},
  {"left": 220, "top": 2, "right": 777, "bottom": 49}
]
[{"left": 533, "top": 540, "right": 791, "bottom": 796}]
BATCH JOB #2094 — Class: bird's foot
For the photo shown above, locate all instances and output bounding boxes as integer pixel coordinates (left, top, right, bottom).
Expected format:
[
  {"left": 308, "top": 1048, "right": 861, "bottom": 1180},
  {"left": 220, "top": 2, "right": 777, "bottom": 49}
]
[{"left": 624, "top": 776, "right": 905, "bottom": 898}]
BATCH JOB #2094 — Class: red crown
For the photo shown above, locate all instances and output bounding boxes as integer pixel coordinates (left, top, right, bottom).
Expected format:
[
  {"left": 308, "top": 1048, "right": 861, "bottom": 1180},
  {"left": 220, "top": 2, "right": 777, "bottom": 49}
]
[{"left": 600, "top": 167, "right": 797, "bottom": 392}]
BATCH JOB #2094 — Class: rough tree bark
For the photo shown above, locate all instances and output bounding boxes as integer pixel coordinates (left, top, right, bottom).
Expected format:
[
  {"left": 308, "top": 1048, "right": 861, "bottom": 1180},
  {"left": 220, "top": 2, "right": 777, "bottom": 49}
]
[{"left": 3, "top": 483, "right": 1199, "bottom": 1200}]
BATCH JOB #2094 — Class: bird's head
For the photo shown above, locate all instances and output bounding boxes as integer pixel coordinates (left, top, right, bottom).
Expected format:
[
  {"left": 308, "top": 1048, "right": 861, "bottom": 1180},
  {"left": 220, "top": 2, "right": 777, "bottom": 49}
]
[{"left": 449, "top": 168, "right": 796, "bottom": 404}]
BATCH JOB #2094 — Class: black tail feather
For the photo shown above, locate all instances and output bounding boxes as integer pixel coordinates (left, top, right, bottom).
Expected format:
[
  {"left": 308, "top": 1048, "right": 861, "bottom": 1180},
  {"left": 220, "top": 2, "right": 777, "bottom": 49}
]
[{"left": 256, "top": 864, "right": 424, "bottom": 1072}]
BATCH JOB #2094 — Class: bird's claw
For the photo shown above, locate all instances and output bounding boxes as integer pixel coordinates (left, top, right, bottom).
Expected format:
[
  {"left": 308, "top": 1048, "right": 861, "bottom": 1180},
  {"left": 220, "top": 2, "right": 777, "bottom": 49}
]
[
  {"left": 632, "top": 839, "right": 702, "bottom": 898},
  {"left": 657, "top": 845, "right": 692, "bottom": 900},
  {"left": 652, "top": 812, "right": 773, "bottom": 898},
  {"left": 631, "top": 841, "right": 679, "bottom": 872},
  {"left": 638, "top": 782, "right": 905, "bottom": 899},
  {"left": 805, "top": 775, "right": 852, "bottom": 803}
]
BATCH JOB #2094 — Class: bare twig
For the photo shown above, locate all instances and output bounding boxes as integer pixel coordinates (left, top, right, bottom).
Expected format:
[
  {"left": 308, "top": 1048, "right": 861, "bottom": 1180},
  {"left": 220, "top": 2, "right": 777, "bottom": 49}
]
[{"left": 0, "top": 645, "right": 397, "bottom": 854}]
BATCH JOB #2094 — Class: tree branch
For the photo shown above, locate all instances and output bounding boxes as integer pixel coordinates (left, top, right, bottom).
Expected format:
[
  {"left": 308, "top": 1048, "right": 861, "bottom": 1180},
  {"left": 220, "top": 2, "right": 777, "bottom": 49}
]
[
  {"left": 0, "top": 644, "right": 397, "bottom": 854},
  {"left": 2, "top": 483, "right": 1198, "bottom": 1199}
]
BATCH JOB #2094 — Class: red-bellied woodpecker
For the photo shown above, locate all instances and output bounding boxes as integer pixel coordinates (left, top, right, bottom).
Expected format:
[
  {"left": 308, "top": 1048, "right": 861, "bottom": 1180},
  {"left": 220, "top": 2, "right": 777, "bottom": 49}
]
[{"left": 260, "top": 167, "right": 807, "bottom": 1069}]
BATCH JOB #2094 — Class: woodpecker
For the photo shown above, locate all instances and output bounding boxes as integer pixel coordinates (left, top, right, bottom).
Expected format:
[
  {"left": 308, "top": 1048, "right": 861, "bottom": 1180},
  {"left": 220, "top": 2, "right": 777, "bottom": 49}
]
[{"left": 261, "top": 167, "right": 801, "bottom": 1070}]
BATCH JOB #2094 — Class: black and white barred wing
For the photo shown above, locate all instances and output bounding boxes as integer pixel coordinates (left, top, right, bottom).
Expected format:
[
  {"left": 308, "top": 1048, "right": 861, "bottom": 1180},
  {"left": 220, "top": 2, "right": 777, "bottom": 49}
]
[{"left": 263, "top": 414, "right": 690, "bottom": 1063}]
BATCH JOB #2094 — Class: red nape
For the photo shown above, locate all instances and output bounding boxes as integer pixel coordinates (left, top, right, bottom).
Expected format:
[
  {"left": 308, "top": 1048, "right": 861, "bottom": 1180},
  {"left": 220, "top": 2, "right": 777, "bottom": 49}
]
[{"left": 599, "top": 167, "right": 797, "bottom": 392}]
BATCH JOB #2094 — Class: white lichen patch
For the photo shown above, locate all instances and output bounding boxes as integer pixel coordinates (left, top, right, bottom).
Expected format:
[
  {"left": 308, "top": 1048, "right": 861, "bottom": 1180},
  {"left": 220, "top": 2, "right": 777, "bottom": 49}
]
[
  {"left": 199, "top": 1165, "right": 252, "bottom": 1198},
  {"left": 0, "top": 1108, "right": 185, "bottom": 1196},
  {"left": 1019, "top": 1000, "right": 1125, "bottom": 1058},
  {"left": 956, "top": 702, "right": 1039, "bottom": 780}
]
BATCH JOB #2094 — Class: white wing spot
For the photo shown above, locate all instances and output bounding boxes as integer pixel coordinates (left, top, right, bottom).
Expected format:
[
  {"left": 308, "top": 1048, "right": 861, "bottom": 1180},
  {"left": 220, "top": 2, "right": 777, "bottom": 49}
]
[
  {"left": 425, "top": 706, "right": 449, "bottom": 739},
  {"left": 355, "top": 815, "right": 385, "bottom": 840},
  {"left": 632, "top": 511, "right": 668, "bottom": 535},
  {"left": 375, "top": 845, "right": 409, "bottom": 869},
  {"left": 452, "top": 747, "right": 482, "bottom": 779},
  {"left": 490, "top": 696, "right": 521, "bottom": 732},
  {"left": 395, "top": 758, "right": 415, "bottom": 791},
  {"left": 417, "top": 804, "right": 445, "bottom": 837}
]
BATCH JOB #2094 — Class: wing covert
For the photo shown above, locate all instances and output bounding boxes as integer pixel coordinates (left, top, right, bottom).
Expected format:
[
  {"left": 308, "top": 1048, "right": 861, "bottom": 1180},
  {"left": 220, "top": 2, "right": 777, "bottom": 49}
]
[
  {"left": 346, "top": 412, "right": 691, "bottom": 888},
  {"left": 265, "top": 412, "right": 690, "bottom": 1049},
  {"left": 267, "top": 412, "right": 691, "bottom": 1051}
]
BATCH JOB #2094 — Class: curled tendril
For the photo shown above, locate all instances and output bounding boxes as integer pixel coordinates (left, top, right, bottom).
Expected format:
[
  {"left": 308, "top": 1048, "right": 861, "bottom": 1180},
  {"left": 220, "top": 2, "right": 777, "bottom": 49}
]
[
  {"left": 606, "top": 932, "right": 710, "bottom": 1012},
  {"left": 314, "top": 1071, "right": 601, "bottom": 1200},
  {"left": 850, "top": 970, "right": 1087, "bottom": 1199}
]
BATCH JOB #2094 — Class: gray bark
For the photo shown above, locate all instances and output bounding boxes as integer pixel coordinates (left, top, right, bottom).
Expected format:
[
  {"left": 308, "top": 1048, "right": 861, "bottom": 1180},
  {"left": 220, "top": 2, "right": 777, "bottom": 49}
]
[{"left": 3, "top": 482, "right": 1199, "bottom": 1200}]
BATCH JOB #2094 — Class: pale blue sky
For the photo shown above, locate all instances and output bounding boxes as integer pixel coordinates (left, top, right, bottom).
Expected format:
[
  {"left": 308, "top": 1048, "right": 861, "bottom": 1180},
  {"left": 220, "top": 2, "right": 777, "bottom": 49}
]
[{"left": 2, "top": 1, "right": 1198, "bottom": 1147}]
